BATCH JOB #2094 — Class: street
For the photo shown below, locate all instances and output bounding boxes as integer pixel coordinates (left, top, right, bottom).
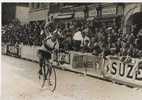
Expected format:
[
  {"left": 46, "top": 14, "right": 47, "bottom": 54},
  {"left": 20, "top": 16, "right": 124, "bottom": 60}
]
[{"left": 1, "top": 55, "right": 142, "bottom": 100}]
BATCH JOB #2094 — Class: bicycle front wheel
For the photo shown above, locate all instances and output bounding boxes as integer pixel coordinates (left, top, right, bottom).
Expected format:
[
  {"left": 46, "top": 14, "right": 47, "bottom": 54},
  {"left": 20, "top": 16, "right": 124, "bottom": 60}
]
[{"left": 47, "top": 64, "right": 56, "bottom": 92}]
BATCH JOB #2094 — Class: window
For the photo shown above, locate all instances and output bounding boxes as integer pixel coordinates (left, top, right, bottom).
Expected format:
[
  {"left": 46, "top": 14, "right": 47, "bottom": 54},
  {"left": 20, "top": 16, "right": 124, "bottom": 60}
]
[
  {"left": 31, "top": 3, "right": 34, "bottom": 9},
  {"left": 37, "top": 3, "right": 40, "bottom": 8}
]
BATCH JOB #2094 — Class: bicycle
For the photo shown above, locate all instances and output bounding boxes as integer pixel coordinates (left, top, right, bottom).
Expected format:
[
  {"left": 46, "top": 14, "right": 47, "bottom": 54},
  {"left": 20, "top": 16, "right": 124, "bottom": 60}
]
[
  {"left": 38, "top": 49, "right": 68, "bottom": 92},
  {"left": 39, "top": 51, "right": 56, "bottom": 92}
]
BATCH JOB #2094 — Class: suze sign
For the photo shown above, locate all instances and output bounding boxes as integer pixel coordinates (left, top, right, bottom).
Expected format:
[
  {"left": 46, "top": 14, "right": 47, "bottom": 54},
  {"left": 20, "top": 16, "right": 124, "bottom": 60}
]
[{"left": 104, "top": 57, "right": 142, "bottom": 87}]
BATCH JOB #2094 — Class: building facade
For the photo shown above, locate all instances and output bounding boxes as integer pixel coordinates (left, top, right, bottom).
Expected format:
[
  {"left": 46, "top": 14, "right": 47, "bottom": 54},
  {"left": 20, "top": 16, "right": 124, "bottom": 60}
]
[
  {"left": 49, "top": 3, "right": 142, "bottom": 34},
  {"left": 16, "top": 5, "right": 30, "bottom": 25},
  {"left": 3, "top": 3, "right": 142, "bottom": 34},
  {"left": 123, "top": 3, "right": 142, "bottom": 34},
  {"left": 28, "top": 3, "right": 49, "bottom": 24},
  {"left": 48, "top": 3, "right": 124, "bottom": 30},
  {"left": 2, "top": 3, "right": 29, "bottom": 25}
]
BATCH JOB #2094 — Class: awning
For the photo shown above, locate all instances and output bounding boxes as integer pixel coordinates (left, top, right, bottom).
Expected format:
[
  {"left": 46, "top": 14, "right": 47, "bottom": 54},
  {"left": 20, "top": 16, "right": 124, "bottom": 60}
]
[
  {"left": 96, "top": 14, "right": 121, "bottom": 19},
  {"left": 132, "top": 12, "right": 142, "bottom": 25},
  {"left": 54, "top": 13, "right": 73, "bottom": 20},
  {"left": 87, "top": 17, "right": 94, "bottom": 21}
]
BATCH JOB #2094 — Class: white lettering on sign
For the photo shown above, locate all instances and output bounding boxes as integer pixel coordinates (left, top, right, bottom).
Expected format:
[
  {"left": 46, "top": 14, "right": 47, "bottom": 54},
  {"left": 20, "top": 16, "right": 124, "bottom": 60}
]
[{"left": 102, "top": 7, "right": 116, "bottom": 15}]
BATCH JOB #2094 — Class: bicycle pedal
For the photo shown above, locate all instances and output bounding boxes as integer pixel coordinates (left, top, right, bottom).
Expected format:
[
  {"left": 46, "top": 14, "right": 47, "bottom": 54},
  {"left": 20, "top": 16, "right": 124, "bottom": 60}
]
[{"left": 49, "top": 82, "right": 52, "bottom": 86}]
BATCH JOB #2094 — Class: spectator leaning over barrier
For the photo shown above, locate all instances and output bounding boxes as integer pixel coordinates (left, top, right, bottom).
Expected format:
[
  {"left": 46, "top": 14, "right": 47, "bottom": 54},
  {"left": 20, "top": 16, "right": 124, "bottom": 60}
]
[
  {"left": 82, "top": 40, "right": 91, "bottom": 53},
  {"left": 62, "top": 34, "right": 73, "bottom": 51}
]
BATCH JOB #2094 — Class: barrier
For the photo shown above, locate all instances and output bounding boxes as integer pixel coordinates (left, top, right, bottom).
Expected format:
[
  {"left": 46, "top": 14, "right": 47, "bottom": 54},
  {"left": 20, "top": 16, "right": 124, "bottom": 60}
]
[
  {"left": 20, "top": 45, "right": 39, "bottom": 61},
  {"left": 71, "top": 52, "right": 103, "bottom": 77},
  {"left": 6, "top": 44, "right": 21, "bottom": 57},
  {"left": 1, "top": 43, "right": 7, "bottom": 54},
  {"left": 52, "top": 51, "right": 71, "bottom": 64},
  {"left": 103, "top": 56, "right": 142, "bottom": 87},
  {"left": 2, "top": 44, "right": 142, "bottom": 87}
]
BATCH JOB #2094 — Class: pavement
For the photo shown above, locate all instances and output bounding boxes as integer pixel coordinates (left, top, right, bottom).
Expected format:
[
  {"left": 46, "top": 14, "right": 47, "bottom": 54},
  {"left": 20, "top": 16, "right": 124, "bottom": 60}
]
[{"left": 1, "top": 55, "right": 142, "bottom": 100}]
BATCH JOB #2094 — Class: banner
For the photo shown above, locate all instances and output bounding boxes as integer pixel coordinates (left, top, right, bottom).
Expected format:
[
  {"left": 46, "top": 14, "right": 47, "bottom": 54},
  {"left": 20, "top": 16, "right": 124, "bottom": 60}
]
[
  {"left": 6, "top": 44, "right": 21, "bottom": 57},
  {"left": 103, "top": 56, "right": 142, "bottom": 87},
  {"left": 3, "top": 44, "right": 142, "bottom": 87},
  {"left": 20, "top": 45, "right": 38, "bottom": 61},
  {"left": 52, "top": 52, "right": 71, "bottom": 64},
  {"left": 58, "top": 52, "right": 71, "bottom": 64},
  {"left": 72, "top": 54, "right": 84, "bottom": 68},
  {"left": 1, "top": 43, "right": 7, "bottom": 54}
]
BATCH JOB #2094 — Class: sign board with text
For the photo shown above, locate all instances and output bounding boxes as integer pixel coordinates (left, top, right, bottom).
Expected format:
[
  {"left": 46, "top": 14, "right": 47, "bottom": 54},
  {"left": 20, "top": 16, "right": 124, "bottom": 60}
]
[
  {"left": 72, "top": 53, "right": 103, "bottom": 75},
  {"left": 7, "top": 45, "right": 20, "bottom": 57},
  {"left": 52, "top": 52, "right": 71, "bottom": 64},
  {"left": 104, "top": 56, "right": 142, "bottom": 87},
  {"left": 102, "top": 7, "right": 116, "bottom": 15}
]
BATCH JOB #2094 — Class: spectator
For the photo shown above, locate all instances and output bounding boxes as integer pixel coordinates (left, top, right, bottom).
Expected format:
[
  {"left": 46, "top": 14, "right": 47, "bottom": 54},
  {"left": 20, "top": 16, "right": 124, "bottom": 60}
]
[
  {"left": 92, "top": 41, "right": 102, "bottom": 56},
  {"left": 2, "top": 18, "right": 142, "bottom": 58},
  {"left": 82, "top": 40, "right": 90, "bottom": 53},
  {"left": 120, "top": 42, "right": 129, "bottom": 56},
  {"left": 136, "top": 29, "right": 142, "bottom": 50}
]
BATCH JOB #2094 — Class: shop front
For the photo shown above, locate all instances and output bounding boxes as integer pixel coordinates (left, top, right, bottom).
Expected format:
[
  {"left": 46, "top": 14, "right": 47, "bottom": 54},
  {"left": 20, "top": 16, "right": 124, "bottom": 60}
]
[
  {"left": 94, "top": 5, "right": 123, "bottom": 30},
  {"left": 53, "top": 12, "right": 74, "bottom": 26},
  {"left": 126, "top": 12, "right": 142, "bottom": 35}
]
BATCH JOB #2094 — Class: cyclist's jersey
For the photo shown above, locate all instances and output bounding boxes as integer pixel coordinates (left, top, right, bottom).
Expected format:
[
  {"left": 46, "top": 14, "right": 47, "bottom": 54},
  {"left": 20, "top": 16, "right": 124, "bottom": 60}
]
[{"left": 39, "top": 36, "right": 59, "bottom": 54}]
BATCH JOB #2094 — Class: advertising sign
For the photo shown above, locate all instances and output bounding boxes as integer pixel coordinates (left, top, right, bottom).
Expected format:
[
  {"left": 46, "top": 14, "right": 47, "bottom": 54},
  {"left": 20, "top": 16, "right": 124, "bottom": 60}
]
[
  {"left": 52, "top": 52, "right": 71, "bottom": 64},
  {"left": 58, "top": 52, "right": 71, "bottom": 64},
  {"left": 7, "top": 45, "right": 20, "bottom": 57},
  {"left": 102, "top": 7, "right": 116, "bottom": 15},
  {"left": 72, "top": 54, "right": 84, "bottom": 68},
  {"left": 104, "top": 56, "right": 142, "bottom": 87}
]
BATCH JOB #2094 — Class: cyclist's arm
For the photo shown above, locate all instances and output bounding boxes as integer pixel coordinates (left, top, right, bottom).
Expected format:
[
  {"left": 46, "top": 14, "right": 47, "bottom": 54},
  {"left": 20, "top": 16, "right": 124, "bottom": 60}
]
[{"left": 54, "top": 41, "right": 59, "bottom": 51}]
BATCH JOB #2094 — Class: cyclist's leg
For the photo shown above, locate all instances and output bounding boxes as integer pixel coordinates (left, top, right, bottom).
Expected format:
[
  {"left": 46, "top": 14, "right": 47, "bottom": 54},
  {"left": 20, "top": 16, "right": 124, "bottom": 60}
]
[
  {"left": 45, "top": 52, "right": 52, "bottom": 80},
  {"left": 38, "top": 50, "right": 44, "bottom": 75}
]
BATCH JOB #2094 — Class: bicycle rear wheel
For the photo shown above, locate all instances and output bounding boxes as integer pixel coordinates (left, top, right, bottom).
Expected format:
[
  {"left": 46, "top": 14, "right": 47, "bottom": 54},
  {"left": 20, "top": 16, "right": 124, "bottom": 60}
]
[{"left": 47, "top": 64, "right": 56, "bottom": 92}]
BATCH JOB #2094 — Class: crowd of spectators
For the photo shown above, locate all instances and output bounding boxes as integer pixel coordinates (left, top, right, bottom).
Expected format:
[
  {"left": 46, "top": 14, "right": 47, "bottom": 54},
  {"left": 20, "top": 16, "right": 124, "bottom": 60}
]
[
  {"left": 2, "top": 20, "right": 45, "bottom": 46},
  {"left": 2, "top": 19, "right": 142, "bottom": 58}
]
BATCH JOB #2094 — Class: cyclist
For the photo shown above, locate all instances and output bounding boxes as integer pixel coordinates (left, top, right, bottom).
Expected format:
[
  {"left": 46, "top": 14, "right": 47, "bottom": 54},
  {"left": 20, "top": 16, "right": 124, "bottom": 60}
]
[{"left": 38, "top": 31, "right": 59, "bottom": 77}]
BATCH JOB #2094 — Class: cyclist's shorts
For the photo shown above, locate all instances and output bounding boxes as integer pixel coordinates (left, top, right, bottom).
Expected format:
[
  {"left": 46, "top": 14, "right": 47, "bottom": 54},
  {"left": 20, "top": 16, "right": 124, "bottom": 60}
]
[{"left": 38, "top": 49, "right": 51, "bottom": 60}]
